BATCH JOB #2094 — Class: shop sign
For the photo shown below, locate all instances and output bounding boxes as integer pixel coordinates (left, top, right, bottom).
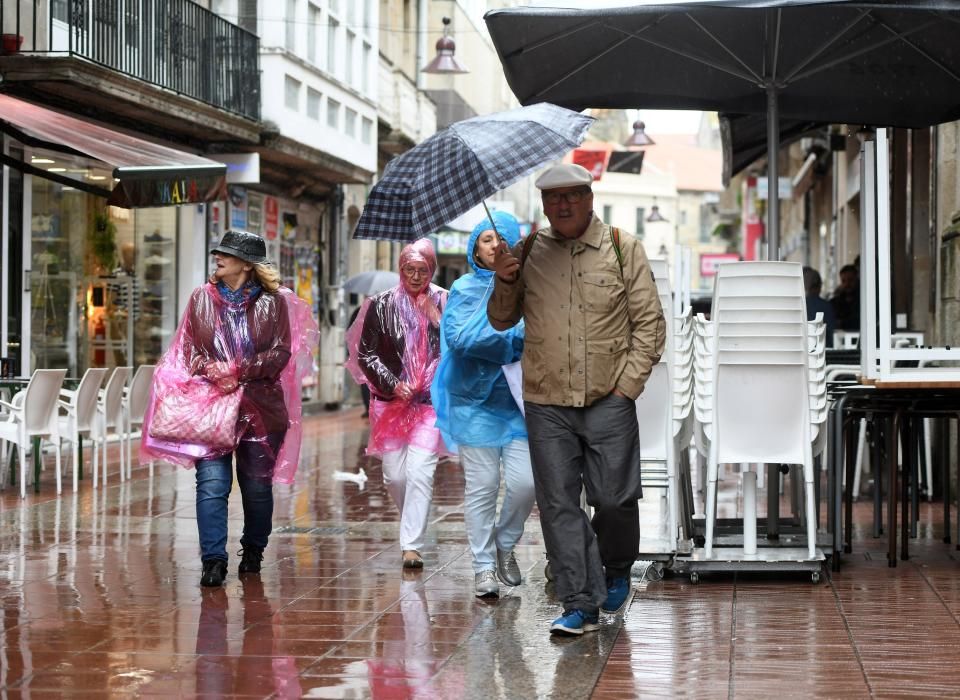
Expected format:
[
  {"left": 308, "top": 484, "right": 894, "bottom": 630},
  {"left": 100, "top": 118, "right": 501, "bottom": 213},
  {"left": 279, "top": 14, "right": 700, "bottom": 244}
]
[
  {"left": 108, "top": 173, "right": 227, "bottom": 208},
  {"left": 700, "top": 253, "right": 740, "bottom": 276},
  {"left": 571, "top": 148, "right": 609, "bottom": 181},
  {"left": 282, "top": 212, "right": 298, "bottom": 240},
  {"left": 264, "top": 196, "right": 279, "bottom": 240},
  {"left": 436, "top": 232, "right": 466, "bottom": 255},
  {"left": 229, "top": 186, "right": 248, "bottom": 229},
  {"left": 217, "top": 153, "right": 261, "bottom": 184}
]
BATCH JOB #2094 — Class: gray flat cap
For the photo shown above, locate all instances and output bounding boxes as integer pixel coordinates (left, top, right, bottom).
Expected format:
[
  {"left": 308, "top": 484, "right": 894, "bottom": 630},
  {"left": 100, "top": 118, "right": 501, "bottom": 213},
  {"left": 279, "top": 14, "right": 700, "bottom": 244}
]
[{"left": 535, "top": 163, "right": 594, "bottom": 190}]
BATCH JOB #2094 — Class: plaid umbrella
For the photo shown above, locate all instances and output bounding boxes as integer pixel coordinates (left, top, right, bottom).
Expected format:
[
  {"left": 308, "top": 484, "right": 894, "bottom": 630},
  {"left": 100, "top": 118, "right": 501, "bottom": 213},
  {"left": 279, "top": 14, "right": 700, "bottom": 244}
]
[{"left": 352, "top": 102, "right": 594, "bottom": 242}]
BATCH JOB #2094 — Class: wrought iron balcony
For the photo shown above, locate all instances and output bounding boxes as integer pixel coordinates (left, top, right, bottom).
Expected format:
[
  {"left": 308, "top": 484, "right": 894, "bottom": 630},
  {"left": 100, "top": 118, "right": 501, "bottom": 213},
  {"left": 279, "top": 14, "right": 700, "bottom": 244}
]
[{"left": 1, "top": 0, "right": 260, "bottom": 121}]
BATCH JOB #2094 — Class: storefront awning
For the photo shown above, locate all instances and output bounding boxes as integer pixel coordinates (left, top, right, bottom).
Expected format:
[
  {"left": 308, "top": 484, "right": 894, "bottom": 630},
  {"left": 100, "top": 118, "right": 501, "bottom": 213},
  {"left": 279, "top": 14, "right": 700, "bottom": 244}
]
[{"left": 0, "top": 94, "right": 227, "bottom": 208}]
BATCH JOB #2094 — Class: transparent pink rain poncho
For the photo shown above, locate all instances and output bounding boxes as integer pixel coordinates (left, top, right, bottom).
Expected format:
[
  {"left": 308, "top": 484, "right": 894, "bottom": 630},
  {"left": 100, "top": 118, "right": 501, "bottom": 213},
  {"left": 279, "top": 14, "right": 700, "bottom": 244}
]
[
  {"left": 346, "top": 239, "right": 447, "bottom": 456},
  {"left": 141, "top": 283, "right": 319, "bottom": 484}
]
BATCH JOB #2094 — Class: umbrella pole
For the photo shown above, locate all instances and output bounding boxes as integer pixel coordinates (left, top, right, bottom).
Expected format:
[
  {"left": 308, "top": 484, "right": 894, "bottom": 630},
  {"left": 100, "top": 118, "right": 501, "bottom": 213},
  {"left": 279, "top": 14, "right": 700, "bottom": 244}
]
[
  {"left": 766, "top": 85, "right": 780, "bottom": 261},
  {"left": 481, "top": 200, "right": 502, "bottom": 239}
]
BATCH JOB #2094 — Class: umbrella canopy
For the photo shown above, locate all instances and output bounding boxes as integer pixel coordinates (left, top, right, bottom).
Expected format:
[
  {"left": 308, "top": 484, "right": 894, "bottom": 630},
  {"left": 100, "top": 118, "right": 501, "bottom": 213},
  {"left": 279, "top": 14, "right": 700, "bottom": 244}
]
[
  {"left": 721, "top": 113, "right": 825, "bottom": 185},
  {"left": 484, "top": 1, "right": 960, "bottom": 258},
  {"left": 342, "top": 270, "right": 400, "bottom": 296},
  {"left": 352, "top": 102, "right": 594, "bottom": 242}
]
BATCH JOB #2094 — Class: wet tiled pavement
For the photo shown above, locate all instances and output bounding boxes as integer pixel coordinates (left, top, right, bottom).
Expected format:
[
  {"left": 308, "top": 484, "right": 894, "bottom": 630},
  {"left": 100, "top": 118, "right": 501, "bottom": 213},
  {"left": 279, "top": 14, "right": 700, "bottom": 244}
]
[{"left": 2, "top": 407, "right": 960, "bottom": 698}]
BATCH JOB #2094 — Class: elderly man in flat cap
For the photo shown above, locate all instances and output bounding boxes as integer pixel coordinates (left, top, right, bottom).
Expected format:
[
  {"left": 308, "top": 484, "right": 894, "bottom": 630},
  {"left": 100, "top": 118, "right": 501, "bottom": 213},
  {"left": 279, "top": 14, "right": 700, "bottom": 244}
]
[{"left": 488, "top": 163, "right": 665, "bottom": 636}]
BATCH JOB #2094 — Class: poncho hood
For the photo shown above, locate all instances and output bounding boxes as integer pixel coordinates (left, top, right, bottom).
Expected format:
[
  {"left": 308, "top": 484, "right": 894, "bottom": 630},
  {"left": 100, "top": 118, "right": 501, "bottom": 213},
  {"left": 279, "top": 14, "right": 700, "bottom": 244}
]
[{"left": 467, "top": 211, "right": 521, "bottom": 276}]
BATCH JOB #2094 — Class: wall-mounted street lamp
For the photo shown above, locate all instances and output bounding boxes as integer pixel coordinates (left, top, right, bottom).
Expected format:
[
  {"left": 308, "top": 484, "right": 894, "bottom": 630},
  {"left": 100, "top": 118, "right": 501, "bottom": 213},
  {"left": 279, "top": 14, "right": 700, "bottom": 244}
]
[
  {"left": 421, "top": 17, "right": 469, "bottom": 74},
  {"left": 624, "top": 120, "right": 655, "bottom": 147},
  {"left": 646, "top": 203, "right": 668, "bottom": 223}
]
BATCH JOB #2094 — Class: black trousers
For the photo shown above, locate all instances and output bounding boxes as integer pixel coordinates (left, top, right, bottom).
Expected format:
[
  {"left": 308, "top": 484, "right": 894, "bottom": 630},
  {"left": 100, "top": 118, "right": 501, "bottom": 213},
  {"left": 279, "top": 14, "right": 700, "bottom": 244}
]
[{"left": 525, "top": 394, "right": 642, "bottom": 616}]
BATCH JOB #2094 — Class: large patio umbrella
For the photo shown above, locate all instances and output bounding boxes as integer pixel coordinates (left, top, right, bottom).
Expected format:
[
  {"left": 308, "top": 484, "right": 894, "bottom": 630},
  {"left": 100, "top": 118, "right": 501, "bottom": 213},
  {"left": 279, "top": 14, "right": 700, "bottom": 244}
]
[
  {"left": 484, "top": 1, "right": 960, "bottom": 259},
  {"left": 721, "top": 113, "right": 825, "bottom": 186}
]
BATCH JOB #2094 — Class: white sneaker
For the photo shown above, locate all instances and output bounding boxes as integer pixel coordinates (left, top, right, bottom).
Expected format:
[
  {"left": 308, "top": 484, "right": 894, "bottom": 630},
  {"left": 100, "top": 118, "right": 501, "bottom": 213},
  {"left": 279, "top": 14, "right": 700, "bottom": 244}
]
[{"left": 474, "top": 570, "right": 500, "bottom": 598}]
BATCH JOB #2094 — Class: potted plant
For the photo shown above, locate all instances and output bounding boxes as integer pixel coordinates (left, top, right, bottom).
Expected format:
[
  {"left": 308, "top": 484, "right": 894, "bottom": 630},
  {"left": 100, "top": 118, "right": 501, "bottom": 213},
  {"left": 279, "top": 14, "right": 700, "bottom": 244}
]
[
  {"left": 1, "top": 34, "right": 23, "bottom": 55},
  {"left": 91, "top": 212, "right": 118, "bottom": 274}
]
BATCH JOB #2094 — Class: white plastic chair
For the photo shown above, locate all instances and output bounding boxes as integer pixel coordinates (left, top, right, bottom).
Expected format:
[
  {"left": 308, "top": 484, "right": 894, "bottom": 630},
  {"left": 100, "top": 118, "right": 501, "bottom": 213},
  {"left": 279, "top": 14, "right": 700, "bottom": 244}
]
[
  {"left": 699, "top": 262, "right": 818, "bottom": 560},
  {"left": 58, "top": 367, "right": 109, "bottom": 492},
  {"left": 635, "top": 258, "right": 695, "bottom": 552},
  {"left": 92, "top": 366, "right": 131, "bottom": 487},
  {"left": 0, "top": 369, "right": 67, "bottom": 498},
  {"left": 122, "top": 364, "right": 156, "bottom": 478}
]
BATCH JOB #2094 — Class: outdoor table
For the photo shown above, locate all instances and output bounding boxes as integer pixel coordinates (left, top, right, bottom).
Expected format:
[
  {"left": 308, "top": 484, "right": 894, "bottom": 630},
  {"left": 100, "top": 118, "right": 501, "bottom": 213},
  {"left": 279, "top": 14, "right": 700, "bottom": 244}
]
[{"left": 829, "top": 381, "right": 960, "bottom": 569}]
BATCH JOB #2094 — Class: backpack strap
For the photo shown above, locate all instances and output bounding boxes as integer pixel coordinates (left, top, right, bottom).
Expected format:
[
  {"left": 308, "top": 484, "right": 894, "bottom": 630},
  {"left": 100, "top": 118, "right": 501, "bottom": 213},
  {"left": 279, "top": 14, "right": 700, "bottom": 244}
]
[
  {"left": 610, "top": 227, "right": 624, "bottom": 272},
  {"left": 521, "top": 226, "right": 623, "bottom": 271},
  {"left": 520, "top": 229, "right": 540, "bottom": 266}
]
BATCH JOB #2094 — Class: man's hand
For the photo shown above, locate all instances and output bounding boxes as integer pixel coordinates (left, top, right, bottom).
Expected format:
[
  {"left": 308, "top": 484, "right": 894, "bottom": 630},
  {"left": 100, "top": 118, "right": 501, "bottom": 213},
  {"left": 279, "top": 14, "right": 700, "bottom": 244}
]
[
  {"left": 492, "top": 241, "right": 520, "bottom": 283},
  {"left": 394, "top": 381, "right": 414, "bottom": 401}
]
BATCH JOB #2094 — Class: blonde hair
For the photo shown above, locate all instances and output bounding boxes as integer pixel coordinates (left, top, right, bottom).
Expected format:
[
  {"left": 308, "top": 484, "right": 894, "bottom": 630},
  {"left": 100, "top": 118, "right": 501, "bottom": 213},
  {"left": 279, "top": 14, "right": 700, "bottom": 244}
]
[{"left": 253, "top": 262, "right": 282, "bottom": 293}]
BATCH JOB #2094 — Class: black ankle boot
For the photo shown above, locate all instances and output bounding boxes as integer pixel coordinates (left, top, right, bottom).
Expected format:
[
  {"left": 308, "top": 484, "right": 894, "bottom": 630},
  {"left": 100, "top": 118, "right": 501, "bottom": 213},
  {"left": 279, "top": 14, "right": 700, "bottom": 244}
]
[
  {"left": 238, "top": 547, "right": 264, "bottom": 574},
  {"left": 201, "top": 559, "right": 228, "bottom": 587}
]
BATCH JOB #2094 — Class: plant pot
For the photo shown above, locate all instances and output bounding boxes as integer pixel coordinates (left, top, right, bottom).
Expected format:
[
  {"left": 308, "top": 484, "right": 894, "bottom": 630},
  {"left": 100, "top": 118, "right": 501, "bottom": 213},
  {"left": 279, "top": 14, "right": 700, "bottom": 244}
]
[{"left": 1, "top": 34, "right": 23, "bottom": 55}]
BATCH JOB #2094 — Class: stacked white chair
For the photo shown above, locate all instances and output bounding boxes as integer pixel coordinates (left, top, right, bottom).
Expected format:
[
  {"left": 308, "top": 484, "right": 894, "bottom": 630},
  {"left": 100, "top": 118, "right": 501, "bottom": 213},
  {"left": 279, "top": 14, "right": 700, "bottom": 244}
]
[
  {"left": 694, "top": 262, "right": 818, "bottom": 560},
  {"left": 0, "top": 369, "right": 67, "bottom": 498},
  {"left": 122, "top": 364, "right": 156, "bottom": 478},
  {"left": 57, "top": 367, "right": 109, "bottom": 492},
  {"left": 634, "top": 258, "right": 695, "bottom": 551},
  {"left": 92, "top": 366, "right": 132, "bottom": 487}
]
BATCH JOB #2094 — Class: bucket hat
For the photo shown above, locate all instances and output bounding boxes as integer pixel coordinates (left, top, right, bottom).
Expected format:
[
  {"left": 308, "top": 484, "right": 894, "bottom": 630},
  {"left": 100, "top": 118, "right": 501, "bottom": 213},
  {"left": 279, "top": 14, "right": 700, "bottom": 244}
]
[{"left": 210, "top": 229, "right": 267, "bottom": 264}]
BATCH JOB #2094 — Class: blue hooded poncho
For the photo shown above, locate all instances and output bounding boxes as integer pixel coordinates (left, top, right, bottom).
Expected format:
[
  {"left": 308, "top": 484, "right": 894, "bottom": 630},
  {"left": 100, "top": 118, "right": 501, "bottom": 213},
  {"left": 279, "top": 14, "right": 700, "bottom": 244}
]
[{"left": 431, "top": 210, "right": 527, "bottom": 451}]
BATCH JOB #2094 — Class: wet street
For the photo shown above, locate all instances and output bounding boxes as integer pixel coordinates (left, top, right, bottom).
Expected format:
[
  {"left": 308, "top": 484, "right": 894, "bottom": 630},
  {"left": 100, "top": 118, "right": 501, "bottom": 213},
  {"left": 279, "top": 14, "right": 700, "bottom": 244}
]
[{"left": 3, "top": 408, "right": 960, "bottom": 698}]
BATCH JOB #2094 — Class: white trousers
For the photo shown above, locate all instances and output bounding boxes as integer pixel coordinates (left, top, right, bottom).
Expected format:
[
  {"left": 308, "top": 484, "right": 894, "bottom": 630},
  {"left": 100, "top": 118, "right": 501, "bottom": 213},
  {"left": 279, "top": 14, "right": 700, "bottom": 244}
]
[
  {"left": 459, "top": 440, "right": 535, "bottom": 574},
  {"left": 381, "top": 445, "right": 439, "bottom": 552}
]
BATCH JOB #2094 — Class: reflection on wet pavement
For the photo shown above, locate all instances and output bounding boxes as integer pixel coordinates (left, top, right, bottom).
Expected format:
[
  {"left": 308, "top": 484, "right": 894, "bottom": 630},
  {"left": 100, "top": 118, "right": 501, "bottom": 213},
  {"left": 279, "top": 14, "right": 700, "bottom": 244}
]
[{"left": 2, "top": 407, "right": 960, "bottom": 697}]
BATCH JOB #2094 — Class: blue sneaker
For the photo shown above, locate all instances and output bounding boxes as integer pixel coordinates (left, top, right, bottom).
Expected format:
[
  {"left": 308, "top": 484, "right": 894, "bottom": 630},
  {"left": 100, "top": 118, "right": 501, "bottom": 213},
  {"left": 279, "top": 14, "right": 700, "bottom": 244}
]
[
  {"left": 601, "top": 577, "right": 632, "bottom": 614},
  {"left": 550, "top": 609, "right": 599, "bottom": 636}
]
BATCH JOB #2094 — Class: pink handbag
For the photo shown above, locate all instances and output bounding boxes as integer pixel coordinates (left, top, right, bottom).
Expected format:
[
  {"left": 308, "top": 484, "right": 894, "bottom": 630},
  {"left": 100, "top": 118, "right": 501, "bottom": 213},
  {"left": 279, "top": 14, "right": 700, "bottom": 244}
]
[{"left": 149, "top": 378, "right": 242, "bottom": 452}]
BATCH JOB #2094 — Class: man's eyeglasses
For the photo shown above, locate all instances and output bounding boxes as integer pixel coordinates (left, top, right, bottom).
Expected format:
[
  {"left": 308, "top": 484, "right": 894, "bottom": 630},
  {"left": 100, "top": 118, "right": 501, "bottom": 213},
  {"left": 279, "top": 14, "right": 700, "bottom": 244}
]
[
  {"left": 543, "top": 189, "right": 590, "bottom": 205},
  {"left": 401, "top": 266, "right": 429, "bottom": 279}
]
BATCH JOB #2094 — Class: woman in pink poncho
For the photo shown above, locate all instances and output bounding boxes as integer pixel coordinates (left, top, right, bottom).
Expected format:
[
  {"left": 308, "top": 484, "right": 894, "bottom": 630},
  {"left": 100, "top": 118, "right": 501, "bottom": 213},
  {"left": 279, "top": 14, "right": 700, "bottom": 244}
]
[
  {"left": 347, "top": 238, "right": 447, "bottom": 569},
  {"left": 142, "top": 230, "right": 318, "bottom": 588}
]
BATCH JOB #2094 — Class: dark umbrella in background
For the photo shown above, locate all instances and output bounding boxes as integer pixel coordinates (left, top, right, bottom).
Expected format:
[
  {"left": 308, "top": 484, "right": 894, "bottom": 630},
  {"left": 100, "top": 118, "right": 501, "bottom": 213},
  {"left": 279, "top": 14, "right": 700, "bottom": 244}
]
[
  {"left": 484, "top": 1, "right": 960, "bottom": 258},
  {"left": 342, "top": 270, "right": 400, "bottom": 296},
  {"left": 352, "top": 102, "right": 594, "bottom": 243}
]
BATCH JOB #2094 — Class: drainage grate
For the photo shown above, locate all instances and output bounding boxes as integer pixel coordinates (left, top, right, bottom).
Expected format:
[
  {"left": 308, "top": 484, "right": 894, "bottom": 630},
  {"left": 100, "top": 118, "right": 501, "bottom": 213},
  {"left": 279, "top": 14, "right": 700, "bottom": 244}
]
[{"left": 273, "top": 525, "right": 350, "bottom": 536}]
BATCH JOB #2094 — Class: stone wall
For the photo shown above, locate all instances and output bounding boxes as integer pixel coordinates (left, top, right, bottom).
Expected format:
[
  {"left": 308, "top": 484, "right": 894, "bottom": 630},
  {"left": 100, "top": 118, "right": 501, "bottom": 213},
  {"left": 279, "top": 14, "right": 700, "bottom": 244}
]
[{"left": 937, "top": 123, "right": 960, "bottom": 346}]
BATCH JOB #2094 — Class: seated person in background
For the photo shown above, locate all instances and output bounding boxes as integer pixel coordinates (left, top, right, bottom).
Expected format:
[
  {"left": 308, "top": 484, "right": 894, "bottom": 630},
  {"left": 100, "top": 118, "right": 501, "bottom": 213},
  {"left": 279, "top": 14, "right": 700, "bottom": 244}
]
[
  {"left": 830, "top": 264, "right": 860, "bottom": 331},
  {"left": 803, "top": 266, "right": 835, "bottom": 348}
]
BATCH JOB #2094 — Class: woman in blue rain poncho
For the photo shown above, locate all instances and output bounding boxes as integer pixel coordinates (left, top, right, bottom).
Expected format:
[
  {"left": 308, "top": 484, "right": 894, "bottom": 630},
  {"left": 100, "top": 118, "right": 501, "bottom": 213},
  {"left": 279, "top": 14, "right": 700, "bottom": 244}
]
[{"left": 431, "top": 211, "right": 535, "bottom": 599}]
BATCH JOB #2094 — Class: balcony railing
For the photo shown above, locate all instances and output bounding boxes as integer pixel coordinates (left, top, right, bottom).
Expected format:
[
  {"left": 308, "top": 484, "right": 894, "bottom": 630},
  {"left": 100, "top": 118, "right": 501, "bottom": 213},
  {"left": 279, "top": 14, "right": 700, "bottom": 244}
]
[{"left": 1, "top": 0, "right": 260, "bottom": 121}]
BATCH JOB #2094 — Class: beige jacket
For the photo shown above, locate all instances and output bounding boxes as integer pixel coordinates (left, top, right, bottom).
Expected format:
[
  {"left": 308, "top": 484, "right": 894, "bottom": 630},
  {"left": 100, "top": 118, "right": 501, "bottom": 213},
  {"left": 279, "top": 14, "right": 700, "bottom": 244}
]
[{"left": 487, "top": 214, "right": 665, "bottom": 408}]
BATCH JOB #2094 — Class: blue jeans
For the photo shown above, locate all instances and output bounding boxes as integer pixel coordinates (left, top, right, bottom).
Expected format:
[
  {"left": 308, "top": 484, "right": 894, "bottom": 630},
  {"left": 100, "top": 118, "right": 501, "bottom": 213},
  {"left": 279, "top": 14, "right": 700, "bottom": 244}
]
[{"left": 195, "top": 432, "right": 284, "bottom": 562}]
